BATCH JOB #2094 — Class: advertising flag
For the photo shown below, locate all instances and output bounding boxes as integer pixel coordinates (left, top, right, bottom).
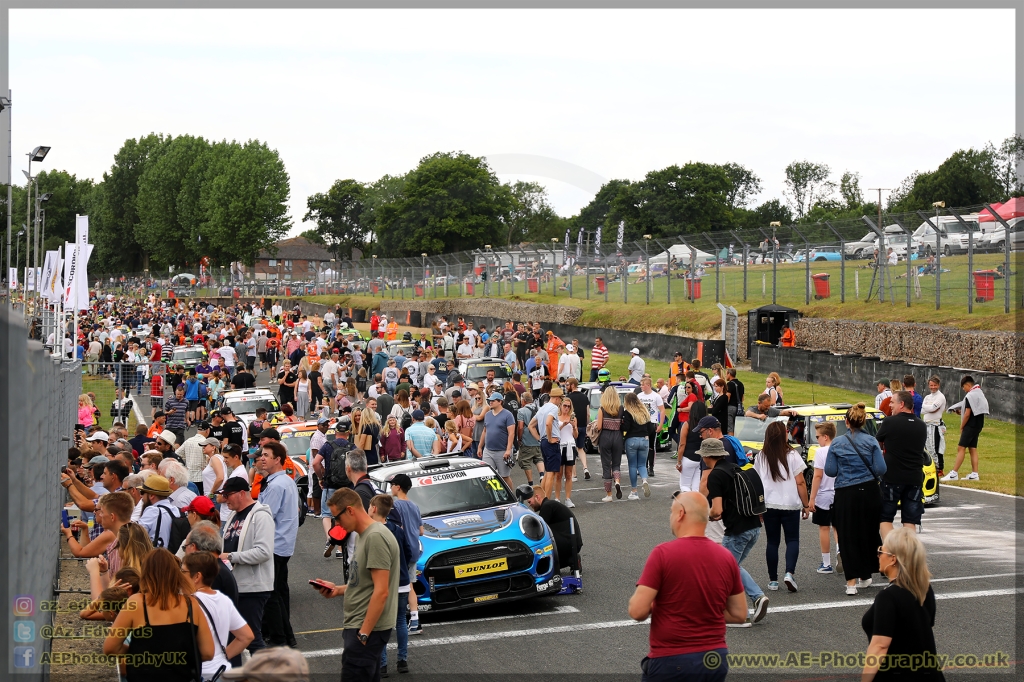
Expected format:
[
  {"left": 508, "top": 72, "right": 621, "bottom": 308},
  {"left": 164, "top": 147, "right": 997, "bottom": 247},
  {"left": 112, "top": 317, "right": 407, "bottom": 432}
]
[
  {"left": 616, "top": 221, "right": 624, "bottom": 253},
  {"left": 594, "top": 225, "right": 601, "bottom": 257},
  {"left": 576, "top": 228, "right": 583, "bottom": 260}
]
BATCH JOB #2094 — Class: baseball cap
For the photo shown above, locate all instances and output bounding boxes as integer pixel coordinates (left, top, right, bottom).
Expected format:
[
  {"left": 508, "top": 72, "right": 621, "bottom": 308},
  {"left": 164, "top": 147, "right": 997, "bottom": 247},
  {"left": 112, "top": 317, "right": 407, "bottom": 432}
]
[
  {"left": 86, "top": 431, "right": 109, "bottom": 442},
  {"left": 195, "top": 421, "right": 211, "bottom": 431},
  {"left": 317, "top": 415, "right": 331, "bottom": 425},
  {"left": 566, "top": 344, "right": 574, "bottom": 352},
  {"left": 630, "top": 347, "right": 640, "bottom": 354},
  {"left": 695, "top": 416, "right": 722, "bottom": 433},
  {"left": 84, "top": 455, "right": 109, "bottom": 468},
  {"left": 200, "top": 437, "right": 221, "bottom": 447},
  {"left": 217, "top": 477, "right": 251, "bottom": 495},
  {"left": 222, "top": 646, "right": 309, "bottom": 682},
  {"left": 488, "top": 392, "right": 504, "bottom": 402},
  {"left": 182, "top": 496, "right": 216, "bottom": 516},
  {"left": 260, "top": 428, "right": 281, "bottom": 442},
  {"left": 467, "top": 382, "right": 480, "bottom": 391},
  {"left": 335, "top": 416, "right": 352, "bottom": 432},
  {"left": 219, "top": 407, "right": 233, "bottom": 416}
]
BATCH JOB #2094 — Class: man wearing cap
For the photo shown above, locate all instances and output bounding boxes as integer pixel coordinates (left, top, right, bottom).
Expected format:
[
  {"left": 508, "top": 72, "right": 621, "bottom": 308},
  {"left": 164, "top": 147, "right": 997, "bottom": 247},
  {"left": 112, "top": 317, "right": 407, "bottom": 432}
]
[
  {"left": 558, "top": 344, "right": 581, "bottom": 382},
  {"left": 480, "top": 393, "right": 517, "bottom": 486},
  {"left": 61, "top": 459, "right": 129, "bottom": 514},
  {"left": 221, "top": 408, "right": 248, "bottom": 452},
  {"left": 257, "top": 441, "right": 299, "bottom": 648},
  {"left": 219, "top": 477, "right": 276, "bottom": 653},
  {"left": 700, "top": 437, "right": 769, "bottom": 624},
  {"left": 314, "top": 417, "right": 354, "bottom": 558},
  {"left": 163, "top": 384, "right": 189, "bottom": 445},
  {"left": 138, "top": 475, "right": 179, "bottom": 548},
  {"left": 627, "top": 348, "right": 646, "bottom": 385},
  {"left": 405, "top": 410, "right": 439, "bottom": 460},
  {"left": 178, "top": 421, "right": 213, "bottom": 496},
  {"left": 530, "top": 386, "right": 565, "bottom": 499},
  {"left": 307, "top": 416, "right": 332, "bottom": 516}
]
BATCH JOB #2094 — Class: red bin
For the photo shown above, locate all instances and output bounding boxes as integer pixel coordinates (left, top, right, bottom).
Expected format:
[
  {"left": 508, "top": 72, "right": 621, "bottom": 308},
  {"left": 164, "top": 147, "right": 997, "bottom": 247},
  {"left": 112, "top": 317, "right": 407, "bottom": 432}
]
[
  {"left": 595, "top": 276, "right": 606, "bottom": 294},
  {"left": 371, "top": 283, "right": 379, "bottom": 294},
  {"left": 527, "top": 277, "right": 539, "bottom": 293},
  {"left": 474, "top": 265, "right": 483, "bottom": 276},
  {"left": 415, "top": 285, "right": 424, "bottom": 297},
  {"left": 466, "top": 282, "right": 475, "bottom": 295},
  {"left": 973, "top": 270, "right": 996, "bottom": 302},
  {"left": 812, "top": 273, "right": 831, "bottom": 299},
  {"left": 686, "top": 277, "right": 702, "bottom": 299}
]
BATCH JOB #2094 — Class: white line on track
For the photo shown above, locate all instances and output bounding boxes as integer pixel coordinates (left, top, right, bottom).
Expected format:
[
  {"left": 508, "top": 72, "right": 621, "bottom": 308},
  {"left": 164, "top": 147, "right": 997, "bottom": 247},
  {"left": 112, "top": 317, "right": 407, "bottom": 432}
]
[
  {"left": 301, "top": 588, "right": 1021, "bottom": 659},
  {"left": 929, "top": 572, "right": 1021, "bottom": 583},
  {"left": 423, "top": 605, "right": 578, "bottom": 628}
]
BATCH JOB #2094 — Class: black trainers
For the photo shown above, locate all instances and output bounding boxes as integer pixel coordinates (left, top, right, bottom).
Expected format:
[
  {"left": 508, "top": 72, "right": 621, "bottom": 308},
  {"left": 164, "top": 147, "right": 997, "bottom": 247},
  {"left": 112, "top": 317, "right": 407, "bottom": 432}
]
[
  {"left": 381, "top": 665, "right": 389, "bottom": 678},
  {"left": 397, "top": 660, "right": 409, "bottom": 674},
  {"left": 584, "top": 469, "right": 591, "bottom": 480}
]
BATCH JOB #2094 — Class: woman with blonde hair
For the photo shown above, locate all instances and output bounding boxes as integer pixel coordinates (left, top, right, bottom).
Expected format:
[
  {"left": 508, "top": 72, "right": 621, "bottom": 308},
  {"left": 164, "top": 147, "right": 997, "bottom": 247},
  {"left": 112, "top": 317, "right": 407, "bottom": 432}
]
[
  {"left": 78, "top": 394, "right": 96, "bottom": 428},
  {"left": 443, "top": 420, "right": 464, "bottom": 453},
  {"left": 116, "top": 522, "right": 154, "bottom": 574},
  {"left": 102, "top": 548, "right": 215, "bottom": 680},
  {"left": 620, "top": 392, "right": 652, "bottom": 500},
  {"left": 355, "top": 406, "right": 382, "bottom": 465},
  {"left": 380, "top": 414, "right": 406, "bottom": 462},
  {"left": 862, "top": 528, "right": 943, "bottom": 681},
  {"left": 880, "top": 379, "right": 902, "bottom": 416},
  {"left": 295, "top": 368, "right": 311, "bottom": 418},
  {"left": 453, "top": 399, "right": 476, "bottom": 456},
  {"left": 766, "top": 372, "right": 784, "bottom": 406},
  {"left": 594, "top": 385, "right": 624, "bottom": 502},
  {"left": 825, "top": 402, "right": 888, "bottom": 595}
]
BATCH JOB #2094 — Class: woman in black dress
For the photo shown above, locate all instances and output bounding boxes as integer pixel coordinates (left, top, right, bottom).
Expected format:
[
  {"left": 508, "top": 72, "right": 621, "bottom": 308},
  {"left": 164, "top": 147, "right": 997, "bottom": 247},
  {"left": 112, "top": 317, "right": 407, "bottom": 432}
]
[{"left": 862, "top": 527, "right": 944, "bottom": 681}]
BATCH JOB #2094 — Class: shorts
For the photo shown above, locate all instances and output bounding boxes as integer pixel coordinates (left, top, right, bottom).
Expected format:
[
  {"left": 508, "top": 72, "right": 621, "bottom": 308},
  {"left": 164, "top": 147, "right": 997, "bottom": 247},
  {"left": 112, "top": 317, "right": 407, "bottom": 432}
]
[
  {"left": 958, "top": 422, "right": 983, "bottom": 448},
  {"left": 540, "top": 439, "right": 562, "bottom": 472},
  {"left": 188, "top": 400, "right": 200, "bottom": 410},
  {"left": 323, "top": 383, "right": 338, "bottom": 398},
  {"left": 574, "top": 433, "right": 586, "bottom": 451},
  {"left": 258, "top": 352, "right": 267, "bottom": 363},
  {"left": 482, "top": 448, "right": 512, "bottom": 478},
  {"left": 320, "top": 488, "right": 337, "bottom": 518},
  {"left": 246, "top": 356, "right": 256, "bottom": 370},
  {"left": 811, "top": 505, "right": 832, "bottom": 526},
  {"left": 151, "top": 397, "right": 163, "bottom": 408},
  {"left": 518, "top": 445, "right": 543, "bottom": 471},
  {"left": 560, "top": 443, "right": 577, "bottom": 468},
  {"left": 880, "top": 480, "right": 924, "bottom": 526},
  {"left": 311, "top": 471, "right": 323, "bottom": 498}
]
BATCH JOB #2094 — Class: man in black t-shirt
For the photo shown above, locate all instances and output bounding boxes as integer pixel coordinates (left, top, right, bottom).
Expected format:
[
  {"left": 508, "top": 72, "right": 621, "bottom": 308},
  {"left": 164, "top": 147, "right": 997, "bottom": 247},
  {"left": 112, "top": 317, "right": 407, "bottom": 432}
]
[
  {"left": 524, "top": 485, "right": 582, "bottom": 569},
  {"left": 725, "top": 368, "right": 744, "bottom": 435},
  {"left": 209, "top": 412, "right": 227, "bottom": 445},
  {"left": 875, "top": 390, "right": 927, "bottom": 537},
  {"left": 221, "top": 408, "right": 247, "bottom": 450},
  {"left": 231, "top": 366, "right": 256, "bottom": 389},
  {"left": 702, "top": 438, "right": 768, "bottom": 624}
]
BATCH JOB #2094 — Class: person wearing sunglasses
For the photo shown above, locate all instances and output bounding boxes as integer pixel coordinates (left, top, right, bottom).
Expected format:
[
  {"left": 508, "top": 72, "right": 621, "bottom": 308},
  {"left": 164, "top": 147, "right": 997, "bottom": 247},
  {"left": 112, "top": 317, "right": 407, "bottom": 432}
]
[{"left": 861, "top": 528, "right": 943, "bottom": 681}]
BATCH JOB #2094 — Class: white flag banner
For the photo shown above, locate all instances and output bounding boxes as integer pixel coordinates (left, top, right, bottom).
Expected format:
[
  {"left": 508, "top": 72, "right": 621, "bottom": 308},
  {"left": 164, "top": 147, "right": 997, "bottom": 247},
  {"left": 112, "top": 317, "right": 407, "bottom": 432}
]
[
  {"left": 8, "top": 267, "right": 18, "bottom": 289},
  {"left": 76, "top": 214, "right": 89, "bottom": 247},
  {"left": 75, "top": 244, "right": 93, "bottom": 311},
  {"left": 63, "top": 241, "right": 80, "bottom": 309},
  {"left": 594, "top": 226, "right": 602, "bottom": 257},
  {"left": 616, "top": 221, "right": 624, "bottom": 253},
  {"left": 25, "top": 267, "right": 36, "bottom": 292},
  {"left": 41, "top": 251, "right": 58, "bottom": 300},
  {"left": 576, "top": 228, "right": 583, "bottom": 259}
]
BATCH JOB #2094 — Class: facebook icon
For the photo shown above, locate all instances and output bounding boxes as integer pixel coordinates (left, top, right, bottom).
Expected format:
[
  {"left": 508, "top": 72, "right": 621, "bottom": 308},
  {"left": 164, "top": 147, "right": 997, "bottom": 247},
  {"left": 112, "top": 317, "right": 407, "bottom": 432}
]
[{"left": 14, "top": 646, "right": 35, "bottom": 668}]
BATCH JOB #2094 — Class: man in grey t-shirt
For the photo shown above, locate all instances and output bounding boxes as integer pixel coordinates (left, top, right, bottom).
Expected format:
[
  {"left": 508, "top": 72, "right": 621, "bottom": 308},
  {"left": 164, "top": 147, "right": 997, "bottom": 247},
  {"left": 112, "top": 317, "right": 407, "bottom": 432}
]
[
  {"left": 481, "top": 392, "right": 516, "bottom": 486},
  {"left": 744, "top": 393, "right": 797, "bottom": 420}
]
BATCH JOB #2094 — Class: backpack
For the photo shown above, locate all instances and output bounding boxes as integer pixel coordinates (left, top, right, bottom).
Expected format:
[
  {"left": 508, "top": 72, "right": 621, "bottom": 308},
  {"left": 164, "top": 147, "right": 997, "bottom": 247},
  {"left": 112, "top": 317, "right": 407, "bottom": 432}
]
[
  {"left": 153, "top": 505, "right": 192, "bottom": 553},
  {"left": 722, "top": 435, "right": 749, "bottom": 466},
  {"left": 515, "top": 403, "right": 538, "bottom": 450},
  {"left": 399, "top": 407, "right": 413, "bottom": 431},
  {"left": 322, "top": 439, "right": 353, "bottom": 489},
  {"left": 198, "top": 381, "right": 208, "bottom": 400},
  {"left": 729, "top": 464, "right": 767, "bottom": 517}
]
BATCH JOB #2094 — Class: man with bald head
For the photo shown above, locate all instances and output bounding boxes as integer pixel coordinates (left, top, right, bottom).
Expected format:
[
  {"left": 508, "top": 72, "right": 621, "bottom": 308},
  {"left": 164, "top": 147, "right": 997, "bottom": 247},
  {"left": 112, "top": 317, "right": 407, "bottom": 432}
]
[{"left": 629, "top": 491, "right": 750, "bottom": 680}]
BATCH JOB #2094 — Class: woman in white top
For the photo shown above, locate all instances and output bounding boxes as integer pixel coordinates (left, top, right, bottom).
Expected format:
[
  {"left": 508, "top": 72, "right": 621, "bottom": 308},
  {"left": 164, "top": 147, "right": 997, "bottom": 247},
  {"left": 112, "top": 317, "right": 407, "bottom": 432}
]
[
  {"left": 555, "top": 400, "right": 578, "bottom": 508},
  {"left": 200, "top": 439, "right": 226, "bottom": 501},
  {"left": 753, "top": 420, "right": 810, "bottom": 592},
  {"left": 219, "top": 444, "right": 249, "bottom": 526},
  {"left": 182, "top": 551, "right": 253, "bottom": 680}
]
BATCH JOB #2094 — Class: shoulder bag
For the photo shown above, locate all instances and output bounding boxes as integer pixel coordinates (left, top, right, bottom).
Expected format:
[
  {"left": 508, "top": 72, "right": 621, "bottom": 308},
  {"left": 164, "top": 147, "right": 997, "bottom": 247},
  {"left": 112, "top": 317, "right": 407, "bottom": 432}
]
[{"left": 842, "top": 433, "right": 881, "bottom": 483}]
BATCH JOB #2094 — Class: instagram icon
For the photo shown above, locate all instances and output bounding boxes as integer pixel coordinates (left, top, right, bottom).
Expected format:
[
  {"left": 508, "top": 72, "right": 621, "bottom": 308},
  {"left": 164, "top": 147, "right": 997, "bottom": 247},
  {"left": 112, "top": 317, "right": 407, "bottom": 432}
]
[{"left": 12, "top": 596, "right": 34, "bottom": 617}]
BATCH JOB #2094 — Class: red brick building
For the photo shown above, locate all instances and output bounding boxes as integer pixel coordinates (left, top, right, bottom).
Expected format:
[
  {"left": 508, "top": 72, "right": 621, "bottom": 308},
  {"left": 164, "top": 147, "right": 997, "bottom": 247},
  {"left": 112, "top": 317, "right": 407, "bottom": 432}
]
[{"left": 252, "top": 236, "right": 333, "bottom": 281}]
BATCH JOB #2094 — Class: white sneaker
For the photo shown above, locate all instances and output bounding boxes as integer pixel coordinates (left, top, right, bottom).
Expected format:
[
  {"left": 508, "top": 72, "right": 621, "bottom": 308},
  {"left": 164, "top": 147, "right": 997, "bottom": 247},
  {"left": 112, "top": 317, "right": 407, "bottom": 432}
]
[
  {"left": 857, "top": 578, "right": 873, "bottom": 588},
  {"left": 940, "top": 470, "right": 959, "bottom": 481},
  {"left": 572, "top": 475, "right": 578, "bottom": 482},
  {"left": 565, "top": 499, "right": 575, "bottom": 508},
  {"left": 845, "top": 584, "right": 858, "bottom": 596},
  {"left": 601, "top": 495, "right": 613, "bottom": 502},
  {"left": 627, "top": 492, "right": 640, "bottom": 500},
  {"left": 964, "top": 472, "right": 980, "bottom": 480},
  {"left": 641, "top": 479, "right": 651, "bottom": 498}
]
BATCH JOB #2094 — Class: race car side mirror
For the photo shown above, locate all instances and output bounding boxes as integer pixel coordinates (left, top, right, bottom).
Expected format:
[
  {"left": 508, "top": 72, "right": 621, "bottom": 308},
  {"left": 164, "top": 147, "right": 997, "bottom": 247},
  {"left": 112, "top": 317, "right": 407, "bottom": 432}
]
[{"left": 515, "top": 484, "right": 533, "bottom": 503}]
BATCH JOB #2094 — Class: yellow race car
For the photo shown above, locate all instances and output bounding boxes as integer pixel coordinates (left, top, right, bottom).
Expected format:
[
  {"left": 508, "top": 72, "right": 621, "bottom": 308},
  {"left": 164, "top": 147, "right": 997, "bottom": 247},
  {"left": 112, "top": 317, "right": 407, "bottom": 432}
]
[{"left": 734, "top": 403, "right": 938, "bottom": 505}]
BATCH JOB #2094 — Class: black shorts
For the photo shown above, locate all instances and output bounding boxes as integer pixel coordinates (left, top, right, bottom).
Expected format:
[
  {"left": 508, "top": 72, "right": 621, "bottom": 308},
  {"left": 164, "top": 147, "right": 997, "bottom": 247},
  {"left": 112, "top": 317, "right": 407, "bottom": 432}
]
[
  {"left": 561, "top": 444, "right": 577, "bottom": 468},
  {"left": 811, "top": 506, "right": 832, "bottom": 527},
  {"left": 246, "top": 356, "right": 256, "bottom": 370},
  {"left": 187, "top": 400, "right": 200, "bottom": 410},
  {"left": 258, "top": 352, "right": 267, "bottom": 363},
  {"left": 958, "top": 421, "right": 983, "bottom": 448},
  {"left": 880, "top": 480, "right": 924, "bottom": 526},
  {"left": 151, "top": 397, "right": 163, "bottom": 408},
  {"left": 541, "top": 440, "right": 562, "bottom": 472}
]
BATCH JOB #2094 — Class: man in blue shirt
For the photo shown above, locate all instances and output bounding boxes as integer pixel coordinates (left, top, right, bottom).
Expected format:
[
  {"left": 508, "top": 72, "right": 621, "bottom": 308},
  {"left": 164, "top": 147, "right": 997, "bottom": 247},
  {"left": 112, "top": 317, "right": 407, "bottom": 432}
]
[
  {"left": 405, "top": 410, "right": 439, "bottom": 459},
  {"left": 257, "top": 441, "right": 299, "bottom": 648},
  {"left": 903, "top": 375, "right": 924, "bottom": 418}
]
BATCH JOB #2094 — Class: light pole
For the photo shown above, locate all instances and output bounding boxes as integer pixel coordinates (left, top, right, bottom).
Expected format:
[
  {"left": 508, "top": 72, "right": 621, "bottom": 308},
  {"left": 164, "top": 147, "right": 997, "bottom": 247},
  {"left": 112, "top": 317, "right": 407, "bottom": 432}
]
[
  {"left": 932, "top": 201, "right": 944, "bottom": 310},
  {"left": 421, "top": 253, "right": 428, "bottom": 298},
  {"left": 1, "top": 93, "right": 11, "bottom": 308},
  {"left": 642, "top": 234, "right": 651, "bottom": 305},
  {"left": 769, "top": 221, "right": 781, "bottom": 304},
  {"left": 550, "top": 238, "right": 558, "bottom": 297},
  {"left": 24, "top": 146, "right": 50, "bottom": 302},
  {"left": 330, "top": 258, "right": 336, "bottom": 295},
  {"left": 15, "top": 227, "right": 24, "bottom": 298},
  {"left": 372, "top": 254, "right": 378, "bottom": 297},
  {"left": 484, "top": 245, "right": 492, "bottom": 297}
]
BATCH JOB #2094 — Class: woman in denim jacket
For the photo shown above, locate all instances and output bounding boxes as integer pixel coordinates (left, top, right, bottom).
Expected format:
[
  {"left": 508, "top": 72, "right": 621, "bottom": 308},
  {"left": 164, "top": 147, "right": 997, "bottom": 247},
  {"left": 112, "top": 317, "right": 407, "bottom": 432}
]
[{"left": 824, "top": 403, "right": 887, "bottom": 596}]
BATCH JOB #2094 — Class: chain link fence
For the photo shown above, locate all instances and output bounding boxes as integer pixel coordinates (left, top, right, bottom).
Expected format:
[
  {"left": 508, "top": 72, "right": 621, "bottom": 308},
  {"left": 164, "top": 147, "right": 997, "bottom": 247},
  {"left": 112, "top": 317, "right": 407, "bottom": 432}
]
[{"left": 73, "top": 202, "right": 1021, "bottom": 314}]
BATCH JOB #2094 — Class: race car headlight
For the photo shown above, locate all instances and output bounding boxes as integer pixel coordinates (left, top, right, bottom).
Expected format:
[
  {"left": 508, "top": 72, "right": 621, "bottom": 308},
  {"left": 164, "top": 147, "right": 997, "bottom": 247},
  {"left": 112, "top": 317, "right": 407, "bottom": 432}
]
[{"left": 519, "top": 515, "right": 545, "bottom": 541}]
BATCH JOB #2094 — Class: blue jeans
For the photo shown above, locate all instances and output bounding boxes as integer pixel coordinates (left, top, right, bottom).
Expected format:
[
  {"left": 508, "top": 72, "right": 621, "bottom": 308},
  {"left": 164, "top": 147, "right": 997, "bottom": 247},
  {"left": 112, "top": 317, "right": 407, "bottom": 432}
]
[
  {"left": 762, "top": 508, "right": 800, "bottom": 580},
  {"left": 721, "top": 527, "right": 764, "bottom": 600},
  {"left": 589, "top": 368, "right": 599, "bottom": 382},
  {"left": 381, "top": 601, "right": 408, "bottom": 666},
  {"left": 642, "top": 648, "right": 728, "bottom": 682},
  {"left": 624, "top": 436, "right": 649, "bottom": 488}
]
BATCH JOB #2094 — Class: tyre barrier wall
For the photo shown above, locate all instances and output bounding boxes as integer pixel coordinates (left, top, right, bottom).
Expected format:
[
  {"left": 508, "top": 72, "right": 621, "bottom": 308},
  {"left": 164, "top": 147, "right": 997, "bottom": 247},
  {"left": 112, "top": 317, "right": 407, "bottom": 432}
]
[{"left": 750, "top": 344, "right": 1024, "bottom": 426}]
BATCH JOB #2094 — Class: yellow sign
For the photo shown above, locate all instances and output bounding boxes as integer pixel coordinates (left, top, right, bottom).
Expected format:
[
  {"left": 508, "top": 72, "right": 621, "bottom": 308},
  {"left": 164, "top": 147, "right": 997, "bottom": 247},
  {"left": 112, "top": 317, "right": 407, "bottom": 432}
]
[
  {"left": 454, "top": 558, "right": 508, "bottom": 579},
  {"left": 474, "top": 594, "right": 499, "bottom": 603}
]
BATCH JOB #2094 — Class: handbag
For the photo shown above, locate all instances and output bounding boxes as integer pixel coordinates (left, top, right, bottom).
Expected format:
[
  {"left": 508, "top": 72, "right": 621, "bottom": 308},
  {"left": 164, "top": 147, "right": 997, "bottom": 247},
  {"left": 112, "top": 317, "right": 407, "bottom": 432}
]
[{"left": 185, "top": 596, "right": 203, "bottom": 682}]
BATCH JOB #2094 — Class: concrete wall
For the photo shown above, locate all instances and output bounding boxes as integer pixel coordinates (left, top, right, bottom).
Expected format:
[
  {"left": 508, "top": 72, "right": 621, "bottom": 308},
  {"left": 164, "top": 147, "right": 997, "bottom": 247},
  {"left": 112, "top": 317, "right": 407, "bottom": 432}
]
[{"left": 751, "top": 344, "right": 1024, "bottom": 426}]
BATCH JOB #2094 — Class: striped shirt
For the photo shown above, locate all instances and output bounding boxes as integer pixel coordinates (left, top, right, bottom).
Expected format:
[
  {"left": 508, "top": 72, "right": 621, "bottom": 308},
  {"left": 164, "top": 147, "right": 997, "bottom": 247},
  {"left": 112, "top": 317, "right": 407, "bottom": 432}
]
[{"left": 591, "top": 344, "right": 609, "bottom": 370}]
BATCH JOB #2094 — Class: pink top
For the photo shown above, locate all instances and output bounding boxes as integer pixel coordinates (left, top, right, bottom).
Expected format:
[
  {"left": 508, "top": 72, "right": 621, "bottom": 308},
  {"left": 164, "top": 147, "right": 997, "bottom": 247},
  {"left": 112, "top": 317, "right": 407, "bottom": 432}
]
[{"left": 78, "top": 405, "right": 95, "bottom": 427}]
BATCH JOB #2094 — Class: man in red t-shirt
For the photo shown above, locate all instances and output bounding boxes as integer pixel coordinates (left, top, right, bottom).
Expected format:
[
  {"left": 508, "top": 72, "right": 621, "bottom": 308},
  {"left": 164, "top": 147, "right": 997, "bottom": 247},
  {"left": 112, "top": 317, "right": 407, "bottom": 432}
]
[{"left": 629, "top": 491, "right": 748, "bottom": 681}]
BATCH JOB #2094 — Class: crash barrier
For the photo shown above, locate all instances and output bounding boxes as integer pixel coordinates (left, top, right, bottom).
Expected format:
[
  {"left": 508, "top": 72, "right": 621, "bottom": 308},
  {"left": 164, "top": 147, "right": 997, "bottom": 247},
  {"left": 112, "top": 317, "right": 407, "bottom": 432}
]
[
  {"left": 1, "top": 307, "right": 81, "bottom": 678},
  {"left": 750, "top": 344, "right": 1024, "bottom": 426},
  {"left": 85, "top": 200, "right": 1021, "bottom": 315}
]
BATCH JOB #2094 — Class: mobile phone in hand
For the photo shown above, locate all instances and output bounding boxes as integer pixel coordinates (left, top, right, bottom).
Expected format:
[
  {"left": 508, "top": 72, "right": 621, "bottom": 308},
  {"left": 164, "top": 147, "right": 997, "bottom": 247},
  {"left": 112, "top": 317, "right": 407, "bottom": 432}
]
[{"left": 309, "top": 579, "right": 332, "bottom": 589}]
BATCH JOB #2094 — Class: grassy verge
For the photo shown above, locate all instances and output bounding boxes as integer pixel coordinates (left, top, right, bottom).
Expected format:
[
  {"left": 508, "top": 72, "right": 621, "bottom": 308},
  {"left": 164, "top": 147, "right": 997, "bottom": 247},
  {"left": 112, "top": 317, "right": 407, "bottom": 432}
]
[
  {"left": 302, "top": 252, "right": 1019, "bottom": 335},
  {"left": 82, "top": 373, "right": 140, "bottom": 432}
]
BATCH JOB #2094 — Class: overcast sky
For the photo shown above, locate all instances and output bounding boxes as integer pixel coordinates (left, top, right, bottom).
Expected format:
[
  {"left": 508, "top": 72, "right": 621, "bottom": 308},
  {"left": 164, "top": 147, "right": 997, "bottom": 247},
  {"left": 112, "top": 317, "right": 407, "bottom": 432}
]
[{"left": 10, "top": 8, "right": 1015, "bottom": 235}]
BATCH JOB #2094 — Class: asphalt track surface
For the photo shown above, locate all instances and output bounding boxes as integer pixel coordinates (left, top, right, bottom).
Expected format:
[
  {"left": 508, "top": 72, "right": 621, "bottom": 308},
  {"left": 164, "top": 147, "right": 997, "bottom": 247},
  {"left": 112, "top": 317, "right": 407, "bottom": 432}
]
[{"left": 282, "top": 451, "right": 1018, "bottom": 681}]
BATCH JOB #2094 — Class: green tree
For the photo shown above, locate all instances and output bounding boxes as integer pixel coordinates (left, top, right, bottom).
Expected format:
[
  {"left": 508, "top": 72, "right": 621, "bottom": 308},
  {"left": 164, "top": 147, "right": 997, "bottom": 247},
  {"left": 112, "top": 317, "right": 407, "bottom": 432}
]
[
  {"left": 502, "top": 180, "right": 563, "bottom": 245},
  {"left": 360, "top": 173, "right": 407, "bottom": 253},
  {"left": 993, "top": 134, "right": 1024, "bottom": 199},
  {"left": 303, "top": 179, "right": 367, "bottom": 260},
  {"left": 838, "top": 170, "right": 864, "bottom": 210},
  {"left": 93, "top": 133, "right": 168, "bottom": 272},
  {"left": 573, "top": 179, "right": 633, "bottom": 237},
  {"left": 375, "top": 152, "right": 512, "bottom": 256},
  {"left": 889, "top": 148, "right": 1001, "bottom": 211},
  {"left": 612, "top": 163, "right": 733, "bottom": 239},
  {"left": 199, "top": 139, "right": 292, "bottom": 265},
  {"left": 783, "top": 160, "right": 833, "bottom": 219},
  {"left": 737, "top": 198, "right": 794, "bottom": 230},
  {"left": 721, "top": 162, "right": 762, "bottom": 209},
  {"left": 135, "top": 135, "right": 210, "bottom": 267}
]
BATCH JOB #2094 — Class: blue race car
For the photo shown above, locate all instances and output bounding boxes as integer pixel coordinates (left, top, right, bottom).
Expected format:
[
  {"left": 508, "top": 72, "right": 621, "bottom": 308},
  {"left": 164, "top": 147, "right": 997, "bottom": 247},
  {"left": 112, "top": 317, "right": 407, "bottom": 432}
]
[
  {"left": 793, "top": 247, "right": 844, "bottom": 262},
  {"left": 369, "top": 456, "right": 562, "bottom": 613}
]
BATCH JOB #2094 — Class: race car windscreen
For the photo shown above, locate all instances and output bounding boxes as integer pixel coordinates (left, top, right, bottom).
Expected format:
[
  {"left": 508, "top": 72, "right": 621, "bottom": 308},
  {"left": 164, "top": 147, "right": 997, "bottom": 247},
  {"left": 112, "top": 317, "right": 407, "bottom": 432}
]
[
  {"left": 281, "top": 432, "right": 313, "bottom": 456},
  {"left": 464, "top": 363, "right": 511, "bottom": 381},
  {"left": 734, "top": 415, "right": 789, "bottom": 442},
  {"left": 407, "top": 469, "right": 515, "bottom": 517},
  {"left": 806, "top": 413, "right": 882, "bottom": 442},
  {"left": 173, "top": 349, "right": 205, "bottom": 362},
  {"left": 225, "top": 398, "right": 280, "bottom": 415}
]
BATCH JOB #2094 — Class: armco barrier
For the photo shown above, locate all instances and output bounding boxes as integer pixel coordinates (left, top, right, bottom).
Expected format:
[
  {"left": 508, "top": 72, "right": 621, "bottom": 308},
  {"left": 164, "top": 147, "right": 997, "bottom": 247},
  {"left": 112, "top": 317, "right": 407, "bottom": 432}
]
[
  {"left": 1, "top": 307, "right": 81, "bottom": 679},
  {"left": 751, "top": 344, "right": 1024, "bottom": 426}
]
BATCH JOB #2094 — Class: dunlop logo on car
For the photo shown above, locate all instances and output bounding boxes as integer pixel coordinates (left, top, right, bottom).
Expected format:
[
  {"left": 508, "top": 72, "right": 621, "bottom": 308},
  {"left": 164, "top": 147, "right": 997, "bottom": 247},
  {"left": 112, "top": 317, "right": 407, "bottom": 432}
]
[{"left": 453, "top": 558, "right": 508, "bottom": 579}]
